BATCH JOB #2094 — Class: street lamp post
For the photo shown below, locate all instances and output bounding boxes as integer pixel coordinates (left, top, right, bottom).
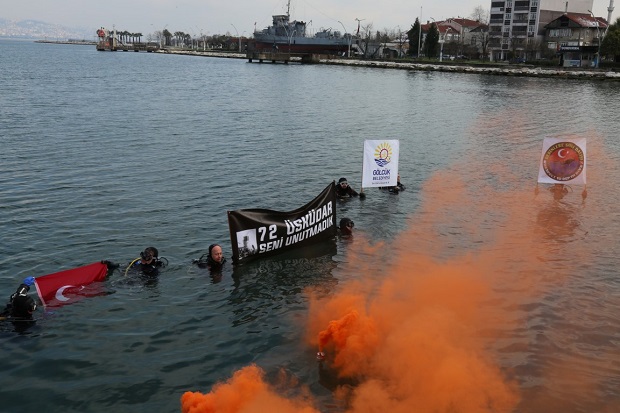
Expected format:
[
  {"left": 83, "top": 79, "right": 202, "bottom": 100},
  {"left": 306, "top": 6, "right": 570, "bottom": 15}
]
[
  {"left": 417, "top": 6, "right": 423, "bottom": 58},
  {"left": 441, "top": 27, "right": 453, "bottom": 62},
  {"left": 287, "top": 29, "right": 297, "bottom": 53},
  {"left": 161, "top": 24, "right": 168, "bottom": 49},
  {"left": 416, "top": 9, "right": 428, "bottom": 58},
  {"left": 355, "top": 18, "right": 365, "bottom": 37},
  {"left": 439, "top": 36, "right": 444, "bottom": 62},
  {"left": 588, "top": 10, "right": 601, "bottom": 68},
  {"left": 396, "top": 26, "right": 405, "bottom": 58},
  {"left": 231, "top": 23, "right": 241, "bottom": 52},
  {"left": 188, "top": 29, "right": 196, "bottom": 49},
  {"left": 338, "top": 21, "right": 351, "bottom": 57},
  {"left": 355, "top": 17, "right": 365, "bottom": 56}
]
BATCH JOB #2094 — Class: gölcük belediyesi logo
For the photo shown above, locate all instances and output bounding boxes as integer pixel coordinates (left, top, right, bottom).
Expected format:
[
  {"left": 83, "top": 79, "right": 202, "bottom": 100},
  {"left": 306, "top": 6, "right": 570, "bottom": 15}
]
[{"left": 374, "top": 142, "right": 393, "bottom": 167}]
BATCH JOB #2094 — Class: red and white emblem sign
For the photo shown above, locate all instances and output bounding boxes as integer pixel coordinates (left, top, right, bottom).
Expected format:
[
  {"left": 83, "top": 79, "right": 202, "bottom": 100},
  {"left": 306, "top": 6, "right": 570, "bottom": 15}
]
[{"left": 538, "top": 138, "right": 586, "bottom": 185}]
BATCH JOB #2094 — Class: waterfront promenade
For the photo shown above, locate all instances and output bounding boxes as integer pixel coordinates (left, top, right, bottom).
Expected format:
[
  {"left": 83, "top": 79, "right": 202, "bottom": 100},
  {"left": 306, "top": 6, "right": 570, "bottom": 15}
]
[{"left": 157, "top": 48, "right": 620, "bottom": 80}]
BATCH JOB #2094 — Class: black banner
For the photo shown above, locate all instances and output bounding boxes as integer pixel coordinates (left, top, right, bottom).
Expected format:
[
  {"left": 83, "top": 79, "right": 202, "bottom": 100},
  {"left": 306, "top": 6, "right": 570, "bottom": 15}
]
[{"left": 227, "top": 182, "right": 337, "bottom": 262}]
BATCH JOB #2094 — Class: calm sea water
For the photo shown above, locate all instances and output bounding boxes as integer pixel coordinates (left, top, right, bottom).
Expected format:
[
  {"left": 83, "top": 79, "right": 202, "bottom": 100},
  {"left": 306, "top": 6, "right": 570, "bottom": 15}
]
[{"left": 1, "top": 39, "right": 620, "bottom": 413}]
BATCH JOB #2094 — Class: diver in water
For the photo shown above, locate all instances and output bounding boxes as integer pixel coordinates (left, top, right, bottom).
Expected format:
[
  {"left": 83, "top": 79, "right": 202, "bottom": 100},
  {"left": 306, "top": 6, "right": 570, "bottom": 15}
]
[
  {"left": 101, "top": 260, "right": 120, "bottom": 274},
  {"left": 2, "top": 261, "right": 119, "bottom": 321},
  {"left": 380, "top": 174, "right": 406, "bottom": 194},
  {"left": 335, "top": 177, "right": 359, "bottom": 198},
  {"left": 1, "top": 276, "right": 37, "bottom": 320},
  {"left": 535, "top": 183, "right": 587, "bottom": 201},
  {"left": 193, "top": 244, "right": 226, "bottom": 271},
  {"left": 338, "top": 218, "right": 354, "bottom": 236},
  {"left": 549, "top": 183, "right": 569, "bottom": 200},
  {"left": 127, "top": 247, "right": 166, "bottom": 276}
]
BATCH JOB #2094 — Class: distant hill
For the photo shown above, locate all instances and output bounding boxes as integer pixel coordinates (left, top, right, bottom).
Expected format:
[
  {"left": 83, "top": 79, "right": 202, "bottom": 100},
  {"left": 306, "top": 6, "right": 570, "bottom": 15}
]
[{"left": 0, "top": 18, "right": 93, "bottom": 40}]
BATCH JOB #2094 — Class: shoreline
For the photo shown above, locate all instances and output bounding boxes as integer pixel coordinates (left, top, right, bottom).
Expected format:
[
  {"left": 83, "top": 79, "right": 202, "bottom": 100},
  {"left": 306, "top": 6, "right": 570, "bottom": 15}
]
[
  {"left": 322, "top": 58, "right": 620, "bottom": 80},
  {"left": 35, "top": 39, "right": 96, "bottom": 45},
  {"left": 158, "top": 49, "right": 620, "bottom": 81}
]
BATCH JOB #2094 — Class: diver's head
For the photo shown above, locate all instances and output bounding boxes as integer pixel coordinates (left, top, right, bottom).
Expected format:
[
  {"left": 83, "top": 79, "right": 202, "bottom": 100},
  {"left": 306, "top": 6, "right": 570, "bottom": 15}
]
[
  {"left": 338, "top": 177, "right": 348, "bottom": 188},
  {"left": 145, "top": 247, "right": 158, "bottom": 258},
  {"left": 12, "top": 294, "right": 37, "bottom": 319},
  {"left": 339, "top": 218, "right": 354, "bottom": 235},
  {"left": 208, "top": 244, "right": 224, "bottom": 264},
  {"left": 140, "top": 247, "right": 158, "bottom": 263}
]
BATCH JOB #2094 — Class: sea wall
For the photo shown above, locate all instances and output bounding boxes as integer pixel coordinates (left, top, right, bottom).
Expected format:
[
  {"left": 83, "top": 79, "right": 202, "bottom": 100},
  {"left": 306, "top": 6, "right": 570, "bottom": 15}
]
[
  {"left": 321, "top": 58, "right": 620, "bottom": 81},
  {"left": 158, "top": 49, "right": 620, "bottom": 81}
]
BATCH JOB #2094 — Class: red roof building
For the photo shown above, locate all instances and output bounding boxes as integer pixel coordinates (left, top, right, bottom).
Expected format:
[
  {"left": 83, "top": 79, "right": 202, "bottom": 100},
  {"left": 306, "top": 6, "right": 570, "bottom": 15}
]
[
  {"left": 488, "top": 0, "right": 597, "bottom": 62},
  {"left": 545, "top": 12, "right": 608, "bottom": 67}
]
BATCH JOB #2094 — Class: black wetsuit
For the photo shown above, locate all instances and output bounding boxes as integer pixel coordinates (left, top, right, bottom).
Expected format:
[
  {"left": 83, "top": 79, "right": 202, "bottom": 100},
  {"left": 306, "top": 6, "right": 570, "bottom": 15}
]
[
  {"left": 379, "top": 181, "right": 405, "bottom": 193},
  {"left": 195, "top": 255, "right": 226, "bottom": 271},
  {"left": 336, "top": 185, "right": 359, "bottom": 198},
  {"left": 1, "top": 284, "right": 37, "bottom": 320},
  {"left": 132, "top": 259, "right": 163, "bottom": 276}
]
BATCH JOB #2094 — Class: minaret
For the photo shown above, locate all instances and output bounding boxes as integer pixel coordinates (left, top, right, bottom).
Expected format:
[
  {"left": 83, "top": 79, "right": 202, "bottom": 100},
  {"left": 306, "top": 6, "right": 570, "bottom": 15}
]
[{"left": 608, "top": 0, "right": 615, "bottom": 25}]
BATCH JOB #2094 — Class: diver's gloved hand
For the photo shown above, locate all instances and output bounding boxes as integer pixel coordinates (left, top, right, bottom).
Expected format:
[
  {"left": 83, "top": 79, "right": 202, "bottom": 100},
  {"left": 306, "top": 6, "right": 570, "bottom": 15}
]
[
  {"left": 23, "top": 276, "right": 35, "bottom": 287},
  {"left": 101, "top": 260, "right": 120, "bottom": 270}
]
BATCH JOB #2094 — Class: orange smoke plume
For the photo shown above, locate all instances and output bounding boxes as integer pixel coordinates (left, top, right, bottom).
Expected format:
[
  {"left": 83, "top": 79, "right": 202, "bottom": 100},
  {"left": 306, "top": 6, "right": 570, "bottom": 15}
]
[
  {"left": 311, "top": 249, "right": 520, "bottom": 413},
  {"left": 181, "top": 364, "right": 319, "bottom": 413},
  {"left": 307, "top": 134, "right": 616, "bottom": 413},
  {"left": 181, "top": 130, "right": 616, "bottom": 412},
  {"left": 317, "top": 309, "right": 379, "bottom": 377}
]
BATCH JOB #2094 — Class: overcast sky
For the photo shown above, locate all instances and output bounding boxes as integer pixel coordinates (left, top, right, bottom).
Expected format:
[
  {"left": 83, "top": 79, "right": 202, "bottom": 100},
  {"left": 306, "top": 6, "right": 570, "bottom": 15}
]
[{"left": 3, "top": 0, "right": 614, "bottom": 37}]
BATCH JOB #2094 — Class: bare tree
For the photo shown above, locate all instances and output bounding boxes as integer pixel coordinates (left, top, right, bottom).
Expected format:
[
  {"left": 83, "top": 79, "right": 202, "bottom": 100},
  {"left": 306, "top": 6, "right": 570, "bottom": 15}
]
[
  {"left": 470, "top": 5, "right": 489, "bottom": 24},
  {"left": 509, "top": 35, "right": 525, "bottom": 60},
  {"left": 470, "top": 6, "right": 490, "bottom": 60},
  {"left": 392, "top": 27, "right": 405, "bottom": 57},
  {"left": 361, "top": 22, "right": 374, "bottom": 58},
  {"left": 524, "top": 38, "right": 540, "bottom": 60},
  {"left": 151, "top": 30, "right": 163, "bottom": 44}
]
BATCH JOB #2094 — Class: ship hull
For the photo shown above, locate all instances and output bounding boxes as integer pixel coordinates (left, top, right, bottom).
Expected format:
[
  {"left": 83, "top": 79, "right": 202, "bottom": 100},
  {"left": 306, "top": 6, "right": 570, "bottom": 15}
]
[{"left": 254, "top": 35, "right": 349, "bottom": 54}]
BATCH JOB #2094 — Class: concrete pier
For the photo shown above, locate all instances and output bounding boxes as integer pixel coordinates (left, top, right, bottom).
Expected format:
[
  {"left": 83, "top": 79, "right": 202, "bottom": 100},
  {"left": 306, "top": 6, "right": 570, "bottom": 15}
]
[
  {"left": 97, "top": 41, "right": 160, "bottom": 52},
  {"left": 246, "top": 52, "right": 324, "bottom": 64}
]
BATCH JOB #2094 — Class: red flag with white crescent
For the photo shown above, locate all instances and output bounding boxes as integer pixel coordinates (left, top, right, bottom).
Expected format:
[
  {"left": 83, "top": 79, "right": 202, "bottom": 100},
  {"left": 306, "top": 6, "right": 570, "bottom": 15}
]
[{"left": 34, "top": 262, "right": 108, "bottom": 308}]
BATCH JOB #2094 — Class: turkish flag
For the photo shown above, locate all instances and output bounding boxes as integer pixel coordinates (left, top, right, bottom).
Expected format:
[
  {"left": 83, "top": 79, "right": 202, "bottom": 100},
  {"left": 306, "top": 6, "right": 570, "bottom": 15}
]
[{"left": 34, "top": 262, "right": 109, "bottom": 307}]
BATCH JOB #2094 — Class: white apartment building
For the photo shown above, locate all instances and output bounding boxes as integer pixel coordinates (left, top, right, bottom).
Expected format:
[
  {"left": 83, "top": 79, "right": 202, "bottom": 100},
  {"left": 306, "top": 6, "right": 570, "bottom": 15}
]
[{"left": 488, "top": 0, "right": 594, "bottom": 61}]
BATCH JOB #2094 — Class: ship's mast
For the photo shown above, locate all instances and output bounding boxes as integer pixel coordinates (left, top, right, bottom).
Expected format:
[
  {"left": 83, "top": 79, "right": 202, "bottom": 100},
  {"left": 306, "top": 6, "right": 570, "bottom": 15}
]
[{"left": 287, "top": 0, "right": 291, "bottom": 17}]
